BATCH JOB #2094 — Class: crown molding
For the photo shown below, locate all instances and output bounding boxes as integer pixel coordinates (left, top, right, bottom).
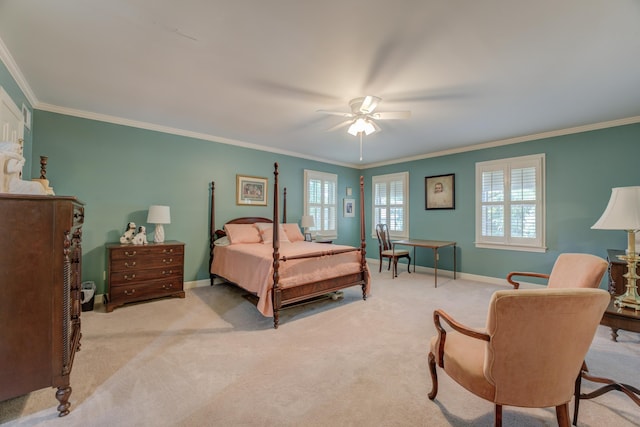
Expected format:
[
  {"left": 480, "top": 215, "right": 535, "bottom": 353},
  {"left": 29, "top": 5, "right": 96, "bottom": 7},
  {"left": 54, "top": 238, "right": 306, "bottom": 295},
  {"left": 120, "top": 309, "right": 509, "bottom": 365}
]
[
  {"left": 36, "top": 102, "right": 357, "bottom": 168},
  {"left": 0, "top": 36, "right": 38, "bottom": 106},
  {"left": 359, "top": 115, "right": 640, "bottom": 169}
]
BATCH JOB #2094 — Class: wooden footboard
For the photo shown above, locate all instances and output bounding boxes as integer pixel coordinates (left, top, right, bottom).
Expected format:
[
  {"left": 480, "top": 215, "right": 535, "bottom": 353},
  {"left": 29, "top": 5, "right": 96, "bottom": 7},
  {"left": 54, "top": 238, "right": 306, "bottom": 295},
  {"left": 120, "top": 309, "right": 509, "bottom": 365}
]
[{"left": 271, "top": 163, "right": 368, "bottom": 328}]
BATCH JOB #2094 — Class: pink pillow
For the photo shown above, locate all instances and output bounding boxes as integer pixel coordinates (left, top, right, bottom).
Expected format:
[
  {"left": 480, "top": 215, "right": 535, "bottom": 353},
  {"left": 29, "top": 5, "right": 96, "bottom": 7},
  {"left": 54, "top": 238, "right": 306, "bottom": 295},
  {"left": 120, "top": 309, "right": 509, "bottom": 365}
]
[
  {"left": 255, "top": 223, "right": 290, "bottom": 244},
  {"left": 224, "top": 224, "right": 261, "bottom": 244},
  {"left": 283, "top": 223, "right": 305, "bottom": 242}
]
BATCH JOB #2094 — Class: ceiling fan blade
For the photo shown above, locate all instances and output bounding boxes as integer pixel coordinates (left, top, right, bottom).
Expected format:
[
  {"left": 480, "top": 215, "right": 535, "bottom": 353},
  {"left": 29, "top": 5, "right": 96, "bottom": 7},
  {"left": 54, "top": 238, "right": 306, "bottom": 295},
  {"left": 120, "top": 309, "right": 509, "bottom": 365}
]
[
  {"left": 317, "top": 109, "right": 354, "bottom": 118},
  {"left": 372, "top": 111, "right": 411, "bottom": 120},
  {"left": 326, "top": 119, "right": 352, "bottom": 132},
  {"left": 359, "top": 95, "right": 381, "bottom": 114}
]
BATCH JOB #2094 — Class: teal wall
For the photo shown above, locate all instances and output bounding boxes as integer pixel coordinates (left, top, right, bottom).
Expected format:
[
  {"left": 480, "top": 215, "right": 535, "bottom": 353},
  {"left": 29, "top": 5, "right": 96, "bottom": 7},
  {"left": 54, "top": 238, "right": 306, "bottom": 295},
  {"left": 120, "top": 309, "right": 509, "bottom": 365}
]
[
  {"left": 31, "top": 111, "right": 361, "bottom": 294},
  {"left": 363, "top": 124, "right": 640, "bottom": 283},
  {"left": 2, "top": 61, "right": 639, "bottom": 294}
]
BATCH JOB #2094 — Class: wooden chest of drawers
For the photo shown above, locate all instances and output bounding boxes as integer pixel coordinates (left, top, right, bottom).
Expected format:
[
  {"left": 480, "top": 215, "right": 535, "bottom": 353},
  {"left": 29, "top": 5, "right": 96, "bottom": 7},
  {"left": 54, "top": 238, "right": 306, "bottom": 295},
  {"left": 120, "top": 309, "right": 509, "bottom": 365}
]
[
  {"left": 0, "top": 195, "right": 84, "bottom": 416},
  {"left": 106, "top": 241, "right": 185, "bottom": 312}
]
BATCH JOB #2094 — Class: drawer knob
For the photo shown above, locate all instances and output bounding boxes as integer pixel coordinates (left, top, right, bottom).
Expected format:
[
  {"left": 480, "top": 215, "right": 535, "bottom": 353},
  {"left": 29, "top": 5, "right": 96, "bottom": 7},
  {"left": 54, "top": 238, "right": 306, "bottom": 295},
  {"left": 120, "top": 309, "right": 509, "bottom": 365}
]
[
  {"left": 124, "top": 274, "right": 136, "bottom": 281},
  {"left": 163, "top": 248, "right": 174, "bottom": 254},
  {"left": 162, "top": 283, "right": 174, "bottom": 290},
  {"left": 124, "top": 261, "right": 137, "bottom": 268},
  {"left": 124, "top": 289, "right": 136, "bottom": 296},
  {"left": 124, "top": 251, "right": 137, "bottom": 257},
  {"left": 162, "top": 270, "right": 173, "bottom": 275},
  {"left": 163, "top": 258, "right": 173, "bottom": 264}
]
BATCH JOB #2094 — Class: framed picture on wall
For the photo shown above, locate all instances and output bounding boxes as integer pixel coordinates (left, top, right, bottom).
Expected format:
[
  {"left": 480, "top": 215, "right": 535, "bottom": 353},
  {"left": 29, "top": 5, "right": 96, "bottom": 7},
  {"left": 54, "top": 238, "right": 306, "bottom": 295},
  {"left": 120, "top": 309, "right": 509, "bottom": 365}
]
[
  {"left": 236, "top": 174, "right": 268, "bottom": 206},
  {"left": 425, "top": 174, "right": 455, "bottom": 210},
  {"left": 343, "top": 198, "right": 355, "bottom": 217}
]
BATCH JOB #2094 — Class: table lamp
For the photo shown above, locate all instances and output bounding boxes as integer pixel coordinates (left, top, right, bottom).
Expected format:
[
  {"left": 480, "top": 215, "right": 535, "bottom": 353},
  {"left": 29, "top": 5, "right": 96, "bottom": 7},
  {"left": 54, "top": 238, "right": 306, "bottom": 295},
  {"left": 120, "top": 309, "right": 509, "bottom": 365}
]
[
  {"left": 301, "top": 215, "right": 315, "bottom": 235},
  {"left": 147, "top": 205, "right": 171, "bottom": 243},
  {"left": 592, "top": 186, "right": 640, "bottom": 310}
]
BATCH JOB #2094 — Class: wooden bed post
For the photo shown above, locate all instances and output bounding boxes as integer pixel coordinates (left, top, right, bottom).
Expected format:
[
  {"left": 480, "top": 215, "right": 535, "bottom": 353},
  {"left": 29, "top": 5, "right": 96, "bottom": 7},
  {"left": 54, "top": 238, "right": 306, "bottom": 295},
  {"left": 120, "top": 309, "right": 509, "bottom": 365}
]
[
  {"left": 210, "top": 181, "right": 215, "bottom": 286},
  {"left": 360, "top": 175, "right": 368, "bottom": 300},
  {"left": 272, "top": 162, "right": 281, "bottom": 328},
  {"left": 283, "top": 187, "right": 287, "bottom": 223}
]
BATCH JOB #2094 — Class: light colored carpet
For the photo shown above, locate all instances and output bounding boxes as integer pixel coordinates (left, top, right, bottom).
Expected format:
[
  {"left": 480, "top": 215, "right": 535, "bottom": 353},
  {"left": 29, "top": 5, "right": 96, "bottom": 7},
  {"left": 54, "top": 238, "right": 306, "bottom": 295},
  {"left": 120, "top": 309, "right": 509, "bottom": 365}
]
[{"left": 1, "top": 267, "right": 638, "bottom": 426}]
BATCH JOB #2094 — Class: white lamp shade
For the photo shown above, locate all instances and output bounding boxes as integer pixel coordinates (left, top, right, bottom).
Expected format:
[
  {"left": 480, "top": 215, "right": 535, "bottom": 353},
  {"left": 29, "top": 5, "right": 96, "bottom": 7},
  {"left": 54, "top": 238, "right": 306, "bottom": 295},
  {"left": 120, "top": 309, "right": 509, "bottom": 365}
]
[
  {"left": 147, "top": 205, "right": 171, "bottom": 224},
  {"left": 300, "top": 215, "right": 315, "bottom": 228},
  {"left": 592, "top": 186, "right": 640, "bottom": 230}
]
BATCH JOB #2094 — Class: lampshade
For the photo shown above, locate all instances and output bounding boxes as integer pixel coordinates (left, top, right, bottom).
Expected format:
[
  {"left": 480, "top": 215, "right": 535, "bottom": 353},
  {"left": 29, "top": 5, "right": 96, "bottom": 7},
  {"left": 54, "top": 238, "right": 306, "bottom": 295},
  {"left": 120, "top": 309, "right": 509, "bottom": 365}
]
[
  {"left": 300, "top": 215, "right": 315, "bottom": 228},
  {"left": 591, "top": 187, "right": 640, "bottom": 230},
  {"left": 147, "top": 205, "right": 171, "bottom": 224}
]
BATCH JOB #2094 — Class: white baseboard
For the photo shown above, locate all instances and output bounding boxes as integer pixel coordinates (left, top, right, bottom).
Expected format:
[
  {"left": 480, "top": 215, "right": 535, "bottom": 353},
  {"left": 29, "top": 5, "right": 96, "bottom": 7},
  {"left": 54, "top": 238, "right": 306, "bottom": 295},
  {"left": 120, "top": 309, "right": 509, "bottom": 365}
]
[
  {"left": 93, "top": 265, "right": 515, "bottom": 305},
  {"left": 365, "top": 257, "right": 509, "bottom": 286}
]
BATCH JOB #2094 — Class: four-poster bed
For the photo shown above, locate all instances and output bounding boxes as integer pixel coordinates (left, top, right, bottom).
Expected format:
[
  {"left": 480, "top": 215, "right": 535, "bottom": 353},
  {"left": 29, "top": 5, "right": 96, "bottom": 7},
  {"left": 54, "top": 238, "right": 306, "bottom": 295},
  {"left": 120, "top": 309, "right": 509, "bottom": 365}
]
[{"left": 209, "top": 162, "right": 369, "bottom": 328}]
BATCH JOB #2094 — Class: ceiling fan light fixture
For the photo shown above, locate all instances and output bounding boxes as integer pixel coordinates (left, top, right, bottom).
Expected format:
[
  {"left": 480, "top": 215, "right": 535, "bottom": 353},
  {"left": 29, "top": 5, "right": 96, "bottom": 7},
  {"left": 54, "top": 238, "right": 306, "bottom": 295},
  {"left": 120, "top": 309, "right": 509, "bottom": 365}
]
[{"left": 347, "top": 117, "right": 377, "bottom": 136}]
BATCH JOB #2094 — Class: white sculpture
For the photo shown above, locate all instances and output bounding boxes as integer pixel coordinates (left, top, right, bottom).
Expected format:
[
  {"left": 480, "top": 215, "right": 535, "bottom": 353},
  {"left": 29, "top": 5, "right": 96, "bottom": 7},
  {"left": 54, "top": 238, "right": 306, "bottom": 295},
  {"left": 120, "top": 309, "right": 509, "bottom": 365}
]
[
  {"left": 120, "top": 222, "right": 137, "bottom": 244},
  {"left": 132, "top": 226, "right": 148, "bottom": 245},
  {"left": 0, "top": 141, "right": 47, "bottom": 195}
]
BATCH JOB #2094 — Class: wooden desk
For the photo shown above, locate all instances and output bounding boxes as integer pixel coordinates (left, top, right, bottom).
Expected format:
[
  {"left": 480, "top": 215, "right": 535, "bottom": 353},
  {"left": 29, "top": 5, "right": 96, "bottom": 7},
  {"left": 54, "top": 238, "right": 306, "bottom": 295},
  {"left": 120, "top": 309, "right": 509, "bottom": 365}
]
[{"left": 392, "top": 239, "right": 456, "bottom": 287}]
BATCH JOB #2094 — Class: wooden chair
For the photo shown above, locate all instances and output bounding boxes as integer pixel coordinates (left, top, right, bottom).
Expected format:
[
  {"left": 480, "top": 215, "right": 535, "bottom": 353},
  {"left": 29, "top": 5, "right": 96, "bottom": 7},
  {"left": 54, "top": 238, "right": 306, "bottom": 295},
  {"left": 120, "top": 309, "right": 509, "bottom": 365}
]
[
  {"left": 375, "top": 223, "right": 410, "bottom": 276},
  {"left": 427, "top": 288, "right": 610, "bottom": 427},
  {"left": 507, "top": 253, "right": 607, "bottom": 290},
  {"left": 506, "top": 252, "right": 609, "bottom": 426}
]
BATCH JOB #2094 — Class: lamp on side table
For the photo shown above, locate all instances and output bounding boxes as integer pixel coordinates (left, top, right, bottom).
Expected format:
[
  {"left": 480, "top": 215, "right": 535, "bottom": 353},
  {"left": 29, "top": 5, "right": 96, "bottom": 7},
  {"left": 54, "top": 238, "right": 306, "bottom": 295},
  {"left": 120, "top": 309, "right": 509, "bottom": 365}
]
[
  {"left": 592, "top": 186, "right": 640, "bottom": 310},
  {"left": 147, "top": 205, "right": 171, "bottom": 243}
]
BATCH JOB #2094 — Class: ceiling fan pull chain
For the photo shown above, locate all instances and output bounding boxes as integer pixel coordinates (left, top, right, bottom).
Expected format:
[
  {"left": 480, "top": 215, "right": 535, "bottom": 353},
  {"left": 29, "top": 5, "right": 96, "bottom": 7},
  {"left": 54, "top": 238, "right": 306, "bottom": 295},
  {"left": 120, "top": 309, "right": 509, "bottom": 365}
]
[{"left": 359, "top": 133, "right": 363, "bottom": 162}]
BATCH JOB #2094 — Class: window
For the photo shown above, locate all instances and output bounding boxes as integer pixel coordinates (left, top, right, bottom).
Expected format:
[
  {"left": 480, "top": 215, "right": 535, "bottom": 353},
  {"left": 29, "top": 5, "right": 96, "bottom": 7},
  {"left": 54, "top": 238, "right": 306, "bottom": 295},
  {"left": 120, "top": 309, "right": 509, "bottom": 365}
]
[
  {"left": 372, "top": 172, "right": 409, "bottom": 238},
  {"left": 475, "top": 154, "right": 546, "bottom": 252},
  {"left": 304, "top": 170, "right": 337, "bottom": 239}
]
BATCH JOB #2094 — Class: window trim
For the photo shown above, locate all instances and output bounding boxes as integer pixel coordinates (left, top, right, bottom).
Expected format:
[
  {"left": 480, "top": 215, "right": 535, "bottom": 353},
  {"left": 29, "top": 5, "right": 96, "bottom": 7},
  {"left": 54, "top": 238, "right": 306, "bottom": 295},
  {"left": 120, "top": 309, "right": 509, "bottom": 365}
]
[
  {"left": 475, "top": 153, "right": 546, "bottom": 252},
  {"left": 304, "top": 169, "right": 338, "bottom": 239},
  {"left": 372, "top": 171, "right": 409, "bottom": 239}
]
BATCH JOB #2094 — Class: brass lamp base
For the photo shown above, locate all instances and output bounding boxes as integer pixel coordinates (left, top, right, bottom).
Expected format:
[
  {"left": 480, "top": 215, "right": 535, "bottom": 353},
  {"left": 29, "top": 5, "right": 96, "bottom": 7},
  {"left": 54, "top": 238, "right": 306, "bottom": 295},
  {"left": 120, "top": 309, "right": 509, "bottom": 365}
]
[{"left": 615, "top": 253, "right": 640, "bottom": 311}]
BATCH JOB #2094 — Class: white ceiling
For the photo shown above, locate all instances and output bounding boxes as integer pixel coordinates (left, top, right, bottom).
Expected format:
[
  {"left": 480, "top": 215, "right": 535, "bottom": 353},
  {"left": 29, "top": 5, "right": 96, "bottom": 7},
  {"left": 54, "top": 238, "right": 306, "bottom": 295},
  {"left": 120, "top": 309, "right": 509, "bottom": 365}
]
[{"left": 1, "top": 1, "right": 639, "bottom": 167}]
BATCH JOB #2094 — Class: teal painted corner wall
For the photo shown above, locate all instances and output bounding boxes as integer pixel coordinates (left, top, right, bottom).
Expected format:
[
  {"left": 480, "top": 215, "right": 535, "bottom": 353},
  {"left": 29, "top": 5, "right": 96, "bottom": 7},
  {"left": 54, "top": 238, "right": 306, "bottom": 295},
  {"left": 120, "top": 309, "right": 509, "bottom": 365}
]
[
  {"left": 363, "top": 123, "right": 640, "bottom": 284},
  {"left": 32, "top": 111, "right": 362, "bottom": 294}
]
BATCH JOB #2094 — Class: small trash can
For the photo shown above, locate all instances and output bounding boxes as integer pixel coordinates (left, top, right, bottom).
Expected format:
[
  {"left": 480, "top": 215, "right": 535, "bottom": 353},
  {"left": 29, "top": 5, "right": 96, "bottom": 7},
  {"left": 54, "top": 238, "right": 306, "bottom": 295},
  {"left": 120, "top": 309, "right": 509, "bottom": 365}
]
[{"left": 81, "top": 281, "right": 96, "bottom": 312}]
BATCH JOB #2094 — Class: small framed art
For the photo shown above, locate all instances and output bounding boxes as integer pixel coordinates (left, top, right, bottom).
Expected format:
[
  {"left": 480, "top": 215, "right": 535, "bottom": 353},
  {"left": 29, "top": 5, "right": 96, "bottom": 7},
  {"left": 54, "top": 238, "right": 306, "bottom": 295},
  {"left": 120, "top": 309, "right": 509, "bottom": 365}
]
[
  {"left": 304, "top": 232, "right": 312, "bottom": 242},
  {"left": 343, "top": 198, "right": 355, "bottom": 217},
  {"left": 236, "top": 174, "right": 268, "bottom": 206},
  {"left": 425, "top": 174, "right": 455, "bottom": 210}
]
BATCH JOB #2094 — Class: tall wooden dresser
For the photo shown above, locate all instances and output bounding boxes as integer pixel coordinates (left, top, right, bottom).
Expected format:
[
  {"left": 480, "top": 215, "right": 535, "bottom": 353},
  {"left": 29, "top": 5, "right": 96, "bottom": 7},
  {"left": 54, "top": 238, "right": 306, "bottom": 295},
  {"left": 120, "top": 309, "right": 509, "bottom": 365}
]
[{"left": 0, "top": 194, "right": 84, "bottom": 417}]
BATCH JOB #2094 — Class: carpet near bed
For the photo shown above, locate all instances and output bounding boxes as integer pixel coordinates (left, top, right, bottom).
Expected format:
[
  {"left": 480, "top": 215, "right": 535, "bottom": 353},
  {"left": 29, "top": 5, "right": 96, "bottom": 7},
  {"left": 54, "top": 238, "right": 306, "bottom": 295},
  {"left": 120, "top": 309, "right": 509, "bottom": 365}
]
[{"left": 1, "top": 271, "right": 638, "bottom": 426}]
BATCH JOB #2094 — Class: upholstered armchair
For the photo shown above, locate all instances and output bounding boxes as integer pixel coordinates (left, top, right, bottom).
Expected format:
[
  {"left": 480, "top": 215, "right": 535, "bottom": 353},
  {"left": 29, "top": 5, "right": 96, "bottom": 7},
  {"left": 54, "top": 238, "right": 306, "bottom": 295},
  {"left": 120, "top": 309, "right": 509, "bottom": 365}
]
[
  {"left": 507, "top": 253, "right": 608, "bottom": 290},
  {"left": 375, "top": 223, "right": 411, "bottom": 276},
  {"left": 427, "top": 288, "right": 610, "bottom": 427}
]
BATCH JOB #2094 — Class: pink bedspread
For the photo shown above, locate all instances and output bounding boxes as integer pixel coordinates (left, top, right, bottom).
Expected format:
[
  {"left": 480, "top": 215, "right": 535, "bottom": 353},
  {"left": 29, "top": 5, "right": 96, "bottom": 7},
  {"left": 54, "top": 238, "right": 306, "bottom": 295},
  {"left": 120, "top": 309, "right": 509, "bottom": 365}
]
[{"left": 211, "top": 241, "right": 370, "bottom": 316}]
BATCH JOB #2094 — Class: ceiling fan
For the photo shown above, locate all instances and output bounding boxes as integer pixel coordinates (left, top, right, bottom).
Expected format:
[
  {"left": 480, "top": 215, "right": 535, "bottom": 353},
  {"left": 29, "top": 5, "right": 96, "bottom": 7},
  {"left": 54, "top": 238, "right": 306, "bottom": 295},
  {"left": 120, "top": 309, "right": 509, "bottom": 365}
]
[{"left": 317, "top": 95, "right": 411, "bottom": 161}]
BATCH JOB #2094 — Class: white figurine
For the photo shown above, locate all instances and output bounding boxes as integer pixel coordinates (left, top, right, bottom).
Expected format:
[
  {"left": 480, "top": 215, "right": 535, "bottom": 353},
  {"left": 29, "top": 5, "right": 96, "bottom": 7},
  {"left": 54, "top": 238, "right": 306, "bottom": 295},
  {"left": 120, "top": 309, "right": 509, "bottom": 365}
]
[
  {"left": 0, "top": 141, "right": 46, "bottom": 195},
  {"left": 132, "top": 225, "right": 148, "bottom": 245},
  {"left": 119, "top": 222, "right": 137, "bottom": 244}
]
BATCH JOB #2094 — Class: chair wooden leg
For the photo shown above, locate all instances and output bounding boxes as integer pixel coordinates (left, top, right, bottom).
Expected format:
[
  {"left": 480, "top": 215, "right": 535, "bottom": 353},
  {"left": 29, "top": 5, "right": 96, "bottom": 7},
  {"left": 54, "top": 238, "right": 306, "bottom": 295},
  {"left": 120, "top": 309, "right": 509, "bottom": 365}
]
[
  {"left": 427, "top": 352, "right": 438, "bottom": 400},
  {"left": 406, "top": 255, "right": 411, "bottom": 273},
  {"left": 494, "top": 404, "right": 502, "bottom": 427},
  {"left": 573, "top": 364, "right": 585, "bottom": 425},
  {"left": 393, "top": 259, "right": 399, "bottom": 277},
  {"left": 379, "top": 255, "right": 382, "bottom": 272},
  {"left": 387, "top": 258, "right": 391, "bottom": 271},
  {"left": 556, "top": 403, "right": 570, "bottom": 427}
]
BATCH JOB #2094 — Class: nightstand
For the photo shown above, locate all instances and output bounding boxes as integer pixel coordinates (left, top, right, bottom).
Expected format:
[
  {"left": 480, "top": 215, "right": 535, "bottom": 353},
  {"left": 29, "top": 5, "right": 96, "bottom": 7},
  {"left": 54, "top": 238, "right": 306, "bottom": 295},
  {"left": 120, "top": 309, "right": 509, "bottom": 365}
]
[{"left": 106, "top": 241, "right": 185, "bottom": 312}]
